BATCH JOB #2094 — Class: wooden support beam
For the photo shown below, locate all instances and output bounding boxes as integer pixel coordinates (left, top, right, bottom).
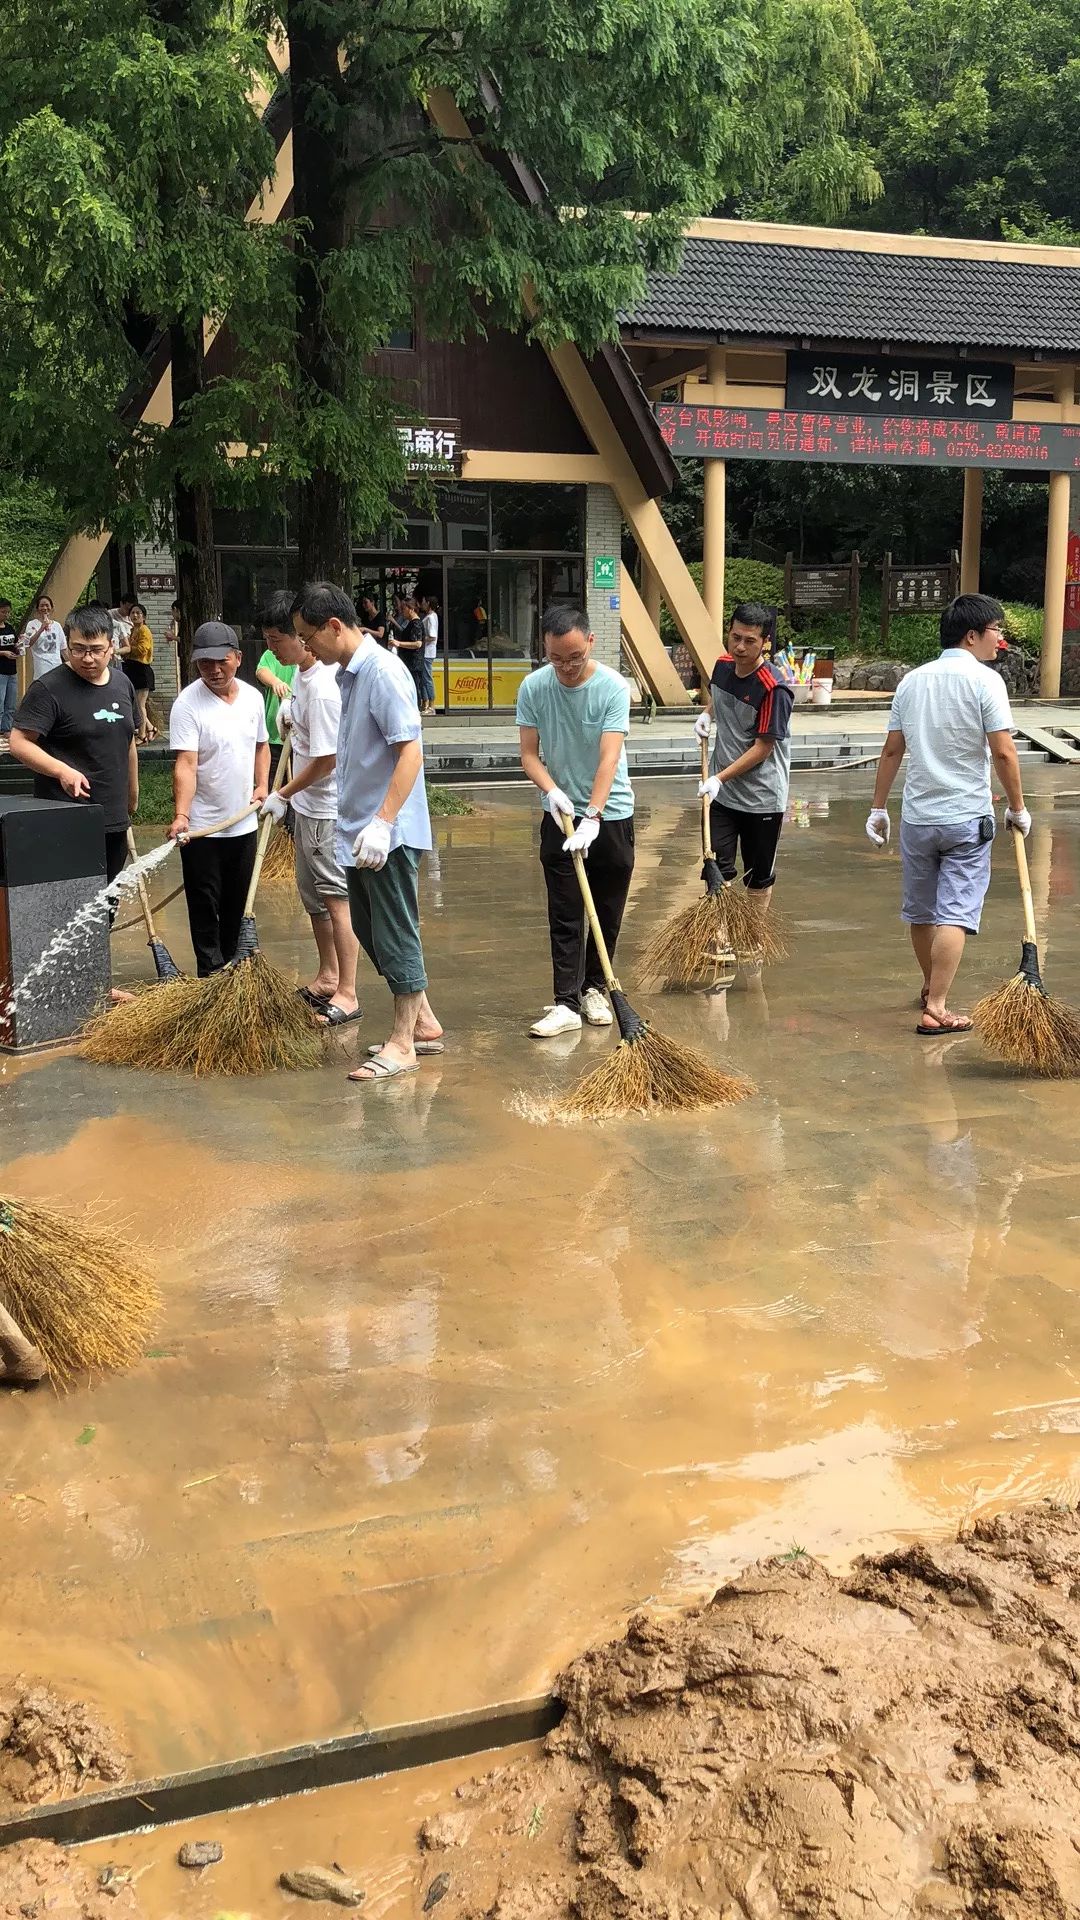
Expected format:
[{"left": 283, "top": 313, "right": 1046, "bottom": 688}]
[
  {"left": 640, "top": 349, "right": 708, "bottom": 395},
  {"left": 619, "top": 565, "right": 690, "bottom": 706}
]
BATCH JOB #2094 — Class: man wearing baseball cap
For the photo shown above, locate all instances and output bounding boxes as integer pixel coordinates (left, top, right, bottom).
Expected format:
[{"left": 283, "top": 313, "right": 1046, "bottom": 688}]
[{"left": 168, "top": 622, "right": 270, "bottom": 973}]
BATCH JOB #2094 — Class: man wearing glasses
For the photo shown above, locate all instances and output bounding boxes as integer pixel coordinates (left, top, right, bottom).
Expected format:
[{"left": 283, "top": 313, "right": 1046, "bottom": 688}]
[
  {"left": 866, "top": 594, "right": 1029, "bottom": 1036},
  {"left": 517, "top": 604, "right": 635, "bottom": 1038},
  {"left": 10, "top": 602, "right": 138, "bottom": 906}
]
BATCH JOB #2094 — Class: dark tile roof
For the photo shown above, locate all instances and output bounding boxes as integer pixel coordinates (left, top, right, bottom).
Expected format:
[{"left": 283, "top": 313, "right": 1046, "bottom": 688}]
[{"left": 625, "top": 236, "right": 1080, "bottom": 355}]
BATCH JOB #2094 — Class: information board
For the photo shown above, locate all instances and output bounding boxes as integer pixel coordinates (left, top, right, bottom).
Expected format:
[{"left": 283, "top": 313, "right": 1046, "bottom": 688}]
[{"left": 657, "top": 403, "right": 1080, "bottom": 473}]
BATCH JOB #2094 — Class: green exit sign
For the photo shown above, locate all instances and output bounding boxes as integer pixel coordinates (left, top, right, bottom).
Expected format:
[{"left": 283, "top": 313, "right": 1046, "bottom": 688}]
[{"left": 592, "top": 555, "right": 617, "bottom": 590}]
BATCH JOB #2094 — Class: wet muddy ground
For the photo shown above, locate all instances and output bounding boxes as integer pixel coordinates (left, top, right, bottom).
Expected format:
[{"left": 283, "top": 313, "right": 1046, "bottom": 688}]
[{"left": 2, "top": 771, "right": 1079, "bottom": 1796}]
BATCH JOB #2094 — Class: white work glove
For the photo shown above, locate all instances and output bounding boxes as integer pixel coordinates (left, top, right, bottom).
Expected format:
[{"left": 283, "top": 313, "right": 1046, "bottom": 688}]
[
  {"left": 1004, "top": 806, "right": 1031, "bottom": 837},
  {"left": 277, "top": 696, "right": 293, "bottom": 731},
  {"left": 563, "top": 815, "right": 600, "bottom": 856},
  {"left": 693, "top": 710, "right": 712, "bottom": 740},
  {"left": 698, "top": 775, "right": 721, "bottom": 803},
  {"left": 543, "top": 786, "right": 575, "bottom": 824},
  {"left": 353, "top": 817, "right": 392, "bottom": 870},
  {"left": 260, "top": 791, "right": 288, "bottom": 822},
  {"left": 866, "top": 808, "right": 891, "bottom": 846}
]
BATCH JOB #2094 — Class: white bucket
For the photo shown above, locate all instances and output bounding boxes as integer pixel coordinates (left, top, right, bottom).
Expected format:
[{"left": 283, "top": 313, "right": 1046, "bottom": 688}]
[
  {"left": 792, "top": 682, "right": 812, "bottom": 706},
  {"left": 810, "top": 679, "right": 832, "bottom": 707}
]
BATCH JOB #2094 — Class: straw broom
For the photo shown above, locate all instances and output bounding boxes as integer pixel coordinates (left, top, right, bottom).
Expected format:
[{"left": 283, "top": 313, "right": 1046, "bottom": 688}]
[
  {"left": 549, "top": 812, "right": 754, "bottom": 1121},
  {"left": 0, "top": 1297, "right": 47, "bottom": 1384},
  {"left": 82, "top": 749, "right": 325, "bottom": 1076},
  {"left": 0, "top": 1197, "right": 161, "bottom": 1384},
  {"left": 972, "top": 824, "right": 1080, "bottom": 1076},
  {"left": 642, "top": 741, "right": 784, "bottom": 988}
]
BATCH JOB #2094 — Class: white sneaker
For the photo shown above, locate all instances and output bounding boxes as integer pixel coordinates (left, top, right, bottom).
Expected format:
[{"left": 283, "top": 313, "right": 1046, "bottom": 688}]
[
  {"left": 581, "top": 988, "right": 614, "bottom": 1026},
  {"left": 529, "top": 1004, "right": 583, "bottom": 1038}
]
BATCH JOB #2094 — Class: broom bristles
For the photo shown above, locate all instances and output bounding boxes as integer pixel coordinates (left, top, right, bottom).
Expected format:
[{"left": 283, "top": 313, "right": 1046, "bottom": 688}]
[
  {"left": 642, "top": 880, "right": 785, "bottom": 987},
  {"left": 81, "top": 953, "right": 325, "bottom": 1076},
  {"left": 972, "top": 970, "right": 1080, "bottom": 1077},
  {"left": 0, "top": 1198, "right": 161, "bottom": 1383},
  {"left": 551, "top": 1021, "right": 755, "bottom": 1122},
  {"left": 260, "top": 827, "right": 295, "bottom": 883}
]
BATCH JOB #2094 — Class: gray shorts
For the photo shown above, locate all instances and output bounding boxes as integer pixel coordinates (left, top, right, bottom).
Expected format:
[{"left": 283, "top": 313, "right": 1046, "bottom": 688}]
[
  {"left": 899, "top": 818, "right": 994, "bottom": 935},
  {"left": 293, "top": 812, "right": 347, "bottom": 915}
]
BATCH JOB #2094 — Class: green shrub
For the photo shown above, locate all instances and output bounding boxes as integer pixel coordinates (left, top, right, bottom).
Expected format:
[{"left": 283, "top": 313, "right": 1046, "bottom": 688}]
[
  {"left": 1002, "top": 602, "right": 1043, "bottom": 654},
  {"left": 659, "top": 557, "right": 794, "bottom": 650},
  {"left": 0, "top": 482, "right": 69, "bottom": 618}
]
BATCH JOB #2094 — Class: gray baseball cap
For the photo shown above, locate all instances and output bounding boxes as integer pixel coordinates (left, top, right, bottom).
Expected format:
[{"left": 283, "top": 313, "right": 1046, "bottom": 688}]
[{"left": 190, "top": 621, "right": 242, "bottom": 661}]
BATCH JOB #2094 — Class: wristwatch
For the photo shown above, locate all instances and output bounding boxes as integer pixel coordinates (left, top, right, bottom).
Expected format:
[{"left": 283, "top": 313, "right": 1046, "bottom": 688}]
[{"left": 585, "top": 804, "right": 602, "bottom": 821}]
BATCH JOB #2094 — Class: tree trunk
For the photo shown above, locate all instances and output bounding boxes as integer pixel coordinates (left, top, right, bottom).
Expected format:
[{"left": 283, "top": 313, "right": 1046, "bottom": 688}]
[
  {"left": 289, "top": 0, "right": 353, "bottom": 587},
  {"left": 170, "top": 319, "right": 218, "bottom": 679}
]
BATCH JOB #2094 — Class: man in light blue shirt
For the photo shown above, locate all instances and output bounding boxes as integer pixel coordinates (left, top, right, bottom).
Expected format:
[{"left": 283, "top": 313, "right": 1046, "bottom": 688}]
[
  {"left": 291, "top": 582, "right": 443, "bottom": 1083},
  {"left": 517, "top": 604, "right": 635, "bottom": 1038},
  {"left": 867, "top": 594, "right": 1029, "bottom": 1036}
]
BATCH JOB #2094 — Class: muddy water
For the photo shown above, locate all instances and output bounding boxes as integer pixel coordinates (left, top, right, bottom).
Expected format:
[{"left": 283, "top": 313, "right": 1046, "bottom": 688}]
[{"left": 2, "top": 772, "right": 1079, "bottom": 1782}]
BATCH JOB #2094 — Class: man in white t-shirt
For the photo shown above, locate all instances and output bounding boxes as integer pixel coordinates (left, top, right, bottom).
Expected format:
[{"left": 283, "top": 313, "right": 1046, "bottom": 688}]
[
  {"left": 257, "top": 593, "right": 360, "bottom": 1026},
  {"left": 168, "top": 623, "right": 270, "bottom": 974},
  {"left": 419, "top": 594, "right": 440, "bottom": 714},
  {"left": 866, "top": 594, "right": 1029, "bottom": 1036}
]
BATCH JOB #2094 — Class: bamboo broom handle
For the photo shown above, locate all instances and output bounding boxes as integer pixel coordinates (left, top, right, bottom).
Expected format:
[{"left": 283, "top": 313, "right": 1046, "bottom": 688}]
[
  {"left": 180, "top": 803, "right": 261, "bottom": 843},
  {"left": 1010, "top": 823, "right": 1039, "bottom": 946},
  {"left": 0, "top": 1299, "right": 46, "bottom": 1381},
  {"left": 558, "top": 811, "right": 621, "bottom": 993},
  {"left": 242, "top": 740, "right": 293, "bottom": 918},
  {"left": 700, "top": 737, "right": 712, "bottom": 861},
  {"left": 126, "top": 828, "right": 159, "bottom": 943}
]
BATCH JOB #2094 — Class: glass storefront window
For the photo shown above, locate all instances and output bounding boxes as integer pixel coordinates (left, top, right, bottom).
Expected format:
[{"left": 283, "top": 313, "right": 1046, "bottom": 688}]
[
  {"left": 213, "top": 500, "right": 286, "bottom": 548},
  {"left": 541, "top": 557, "right": 584, "bottom": 612},
  {"left": 490, "top": 483, "right": 583, "bottom": 553}
]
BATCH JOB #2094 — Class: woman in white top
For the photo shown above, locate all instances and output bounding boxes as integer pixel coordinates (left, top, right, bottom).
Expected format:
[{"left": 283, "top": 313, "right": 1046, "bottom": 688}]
[
  {"left": 420, "top": 594, "right": 440, "bottom": 715},
  {"left": 22, "top": 594, "right": 66, "bottom": 679}
]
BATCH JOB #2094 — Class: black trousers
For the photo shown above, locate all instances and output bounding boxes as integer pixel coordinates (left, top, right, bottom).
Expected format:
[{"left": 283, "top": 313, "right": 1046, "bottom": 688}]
[
  {"left": 710, "top": 800, "right": 784, "bottom": 891},
  {"left": 105, "top": 829, "right": 129, "bottom": 928},
  {"left": 179, "top": 834, "right": 258, "bottom": 975},
  {"left": 539, "top": 814, "right": 635, "bottom": 1011}
]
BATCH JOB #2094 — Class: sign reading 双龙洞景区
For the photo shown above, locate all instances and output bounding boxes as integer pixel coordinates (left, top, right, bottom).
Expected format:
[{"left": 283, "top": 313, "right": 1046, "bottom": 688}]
[
  {"left": 656, "top": 404, "right": 1080, "bottom": 473},
  {"left": 785, "top": 352, "right": 1013, "bottom": 419}
]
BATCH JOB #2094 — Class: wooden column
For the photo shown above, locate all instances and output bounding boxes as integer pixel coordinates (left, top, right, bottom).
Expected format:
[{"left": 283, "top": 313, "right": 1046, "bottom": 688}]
[
  {"left": 960, "top": 468, "right": 983, "bottom": 593},
  {"left": 1041, "top": 368, "right": 1074, "bottom": 700},
  {"left": 702, "top": 349, "right": 727, "bottom": 631},
  {"left": 641, "top": 558, "right": 662, "bottom": 634}
]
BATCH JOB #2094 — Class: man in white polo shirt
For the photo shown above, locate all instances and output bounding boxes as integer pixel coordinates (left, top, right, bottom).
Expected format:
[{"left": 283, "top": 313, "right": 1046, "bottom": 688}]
[
  {"left": 169, "top": 622, "right": 269, "bottom": 974},
  {"left": 866, "top": 593, "right": 1029, "bottom": 1035},
  {"left": 257, "top": 591, "right": 361, "bottom": 1028}
]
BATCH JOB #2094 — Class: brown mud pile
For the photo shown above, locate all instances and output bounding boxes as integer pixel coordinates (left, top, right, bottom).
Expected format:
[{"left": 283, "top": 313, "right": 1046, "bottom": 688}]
[
  {"left": 424, "top": 1507, "right": 1080, "bottom": 1920},
  {"left": 0, "top": 1839, "right": 141, "bottom": 1919},
  {"left": 0, "top": 1682, "right": 126, "bottom": 1811}
]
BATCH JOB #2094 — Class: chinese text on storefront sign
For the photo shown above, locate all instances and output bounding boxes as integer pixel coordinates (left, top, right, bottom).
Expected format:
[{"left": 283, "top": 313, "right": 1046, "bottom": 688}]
[
  {"left": 397, "top": 418, "right": 461, "bottom": 473},
  {"left": 785, "top": 352, "right": 1013, "bottom": 419},
  {"left": 656, "top": 404, "right": 1080, "bottom": 473}
]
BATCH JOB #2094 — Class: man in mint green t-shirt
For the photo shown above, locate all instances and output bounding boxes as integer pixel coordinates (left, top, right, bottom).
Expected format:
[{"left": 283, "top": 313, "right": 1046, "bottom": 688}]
[{"left": 517, "top": 604, "right": 635, "bottom": 1038}]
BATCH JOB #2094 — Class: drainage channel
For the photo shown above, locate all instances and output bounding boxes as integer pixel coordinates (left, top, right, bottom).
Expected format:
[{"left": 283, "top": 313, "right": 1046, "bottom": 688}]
[{"left": 0, "top": 1695, "right": 561, "bottom": 1850}]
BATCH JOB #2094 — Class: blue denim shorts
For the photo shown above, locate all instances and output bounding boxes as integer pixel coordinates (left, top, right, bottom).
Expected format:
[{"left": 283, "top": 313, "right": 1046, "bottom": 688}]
[{"left": 899, "top": 818, "right": 994, "bottom": 935}]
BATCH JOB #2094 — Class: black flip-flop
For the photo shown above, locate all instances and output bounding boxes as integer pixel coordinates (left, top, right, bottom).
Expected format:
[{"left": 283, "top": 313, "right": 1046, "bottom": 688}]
[
  {"left": 916, "top": 1017, "right": 973, "bottom": 1036},
  {"left": 297, "top": 986, "right": 331, "bottom": 1011},
  {"left": 319, "top": 1004, "right": 364, "bottom": 1027}
]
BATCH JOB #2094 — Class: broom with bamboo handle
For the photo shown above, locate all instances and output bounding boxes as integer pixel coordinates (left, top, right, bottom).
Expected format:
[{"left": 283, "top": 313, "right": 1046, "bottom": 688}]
[
  {"left": 972, "top": 824, "right": 1080, "bottom": 1075},
  {"left": 230, "top": 741, "right": 292, "bottom": 961},
  {"left": 0, "top": 1298, "right": 47, "bottom": 1384},
  {"left": 548, "top": 811, "right": 754, "bottom": 1120},
  {"left": 125, "top": 829, "right": 182, "bottom": 981}
]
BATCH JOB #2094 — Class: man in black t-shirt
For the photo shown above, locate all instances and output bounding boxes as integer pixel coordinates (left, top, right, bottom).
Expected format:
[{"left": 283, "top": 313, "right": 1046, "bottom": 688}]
[
  {"left": 0, "top": 598, "right": 18, "bottom": 738},
  {"left": 10, "top": 603, "right": 138, "bottom": 904}
]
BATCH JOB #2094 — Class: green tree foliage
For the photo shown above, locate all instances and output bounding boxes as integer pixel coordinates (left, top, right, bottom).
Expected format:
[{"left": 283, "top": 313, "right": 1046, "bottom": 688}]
[{"left": 852, "top": 0, "right": 1080, "bottom": 241}]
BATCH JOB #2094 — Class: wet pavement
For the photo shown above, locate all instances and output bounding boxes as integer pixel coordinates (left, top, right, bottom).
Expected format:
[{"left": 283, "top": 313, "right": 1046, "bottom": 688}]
[{"left": 2, "top": 771, "right": 1080, "bottom": 1782}]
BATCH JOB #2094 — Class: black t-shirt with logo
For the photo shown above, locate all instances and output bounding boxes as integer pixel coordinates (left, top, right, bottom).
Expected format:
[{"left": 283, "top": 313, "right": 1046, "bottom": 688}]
[
  {"left": 13, "top": 665, "right": 137, "bottom": 830},
  {"left": 0, "top": 623, "right": 17, "bottom": 675}
]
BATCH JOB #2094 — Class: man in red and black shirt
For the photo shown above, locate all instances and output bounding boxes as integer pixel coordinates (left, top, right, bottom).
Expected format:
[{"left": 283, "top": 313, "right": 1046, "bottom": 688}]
[{"left": 694, "top": 602, "right": 793, "bottom": 904}]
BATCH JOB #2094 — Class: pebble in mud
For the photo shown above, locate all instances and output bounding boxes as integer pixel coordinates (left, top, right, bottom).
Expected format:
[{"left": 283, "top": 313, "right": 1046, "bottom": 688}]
[
  {"left": 423, "top": 1871, "right": 451, "bottom": 1910},
  {"left": 177, "top": 1839, "right": 223, "bottom": 1869},
  {"left": 279, "top": 1864, "right": 365, "bottom": 1905}
]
